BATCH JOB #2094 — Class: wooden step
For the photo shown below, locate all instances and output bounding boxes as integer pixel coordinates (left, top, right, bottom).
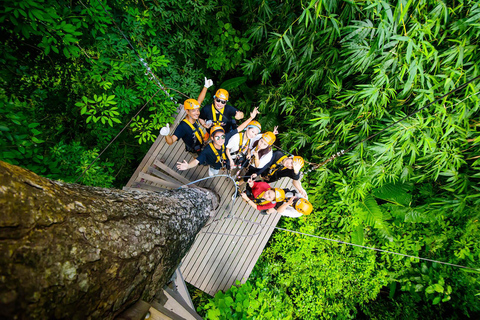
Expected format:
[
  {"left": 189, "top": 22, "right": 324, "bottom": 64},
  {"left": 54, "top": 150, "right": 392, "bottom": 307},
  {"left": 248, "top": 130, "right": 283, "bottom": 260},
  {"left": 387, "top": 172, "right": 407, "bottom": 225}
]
[{"left": 138, "top": 172, "right": 183, "bottom": 189}]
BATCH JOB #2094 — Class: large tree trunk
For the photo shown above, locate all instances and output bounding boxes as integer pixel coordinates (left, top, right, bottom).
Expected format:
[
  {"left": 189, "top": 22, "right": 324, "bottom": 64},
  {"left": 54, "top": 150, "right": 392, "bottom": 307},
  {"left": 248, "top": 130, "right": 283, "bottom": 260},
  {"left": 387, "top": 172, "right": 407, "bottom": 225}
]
[{"left": 0, "top": 161, "right": 214, "bottom": 319}]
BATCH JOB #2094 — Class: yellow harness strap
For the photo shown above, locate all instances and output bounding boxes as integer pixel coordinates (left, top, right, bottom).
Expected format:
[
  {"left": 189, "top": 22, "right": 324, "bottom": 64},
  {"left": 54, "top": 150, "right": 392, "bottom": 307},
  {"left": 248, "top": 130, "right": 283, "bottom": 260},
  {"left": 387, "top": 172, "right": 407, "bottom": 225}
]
[
  {"left": 267, "top": 155, "right": 289, "bottom": 176},
  {"left": 211, "top": 104, "right": 225, "bottom": 124},
  {"left": 238, "top": 132, "right": 250, "bottom": 154},
  {"left": 254, "top": 191, "right": 270, "bottom": 206},
  {"left": 208, "top": 143, "right": 226, "bottom": 164},
  {"left": 182, "top": 118, "right": 204, "bottom": 144}
]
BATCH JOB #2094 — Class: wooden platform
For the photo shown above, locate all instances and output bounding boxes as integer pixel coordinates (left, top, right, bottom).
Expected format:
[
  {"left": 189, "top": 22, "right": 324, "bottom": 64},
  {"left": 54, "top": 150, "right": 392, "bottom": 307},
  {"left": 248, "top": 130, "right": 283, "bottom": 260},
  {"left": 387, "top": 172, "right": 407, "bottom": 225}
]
[{"left": 125, "top": 105, "right": 291, "bottom": 296}]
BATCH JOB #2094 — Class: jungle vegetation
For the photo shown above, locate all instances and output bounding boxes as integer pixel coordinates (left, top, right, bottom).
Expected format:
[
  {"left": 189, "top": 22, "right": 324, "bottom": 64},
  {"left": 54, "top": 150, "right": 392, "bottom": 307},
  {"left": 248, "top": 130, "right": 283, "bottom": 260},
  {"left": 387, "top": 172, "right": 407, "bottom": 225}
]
[{"left": 1, "top": 0, "right": 479, "bottom": 319}]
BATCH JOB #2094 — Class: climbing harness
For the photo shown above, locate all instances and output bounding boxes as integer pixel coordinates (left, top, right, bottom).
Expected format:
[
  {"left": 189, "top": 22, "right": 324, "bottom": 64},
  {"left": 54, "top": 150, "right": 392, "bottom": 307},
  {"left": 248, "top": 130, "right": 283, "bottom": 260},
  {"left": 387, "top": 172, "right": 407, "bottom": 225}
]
[
  {"left": 208, "top": 143, "right": 227, "bottom": 166},
  {"left": 182, "top": 119, "right": 206, "bottom": 145},
  {"left": 211, "top": 104, "right": 226, "bottom": 125},
  {"left": 265, "top": 155, "right": 289, "bottom": 177}
]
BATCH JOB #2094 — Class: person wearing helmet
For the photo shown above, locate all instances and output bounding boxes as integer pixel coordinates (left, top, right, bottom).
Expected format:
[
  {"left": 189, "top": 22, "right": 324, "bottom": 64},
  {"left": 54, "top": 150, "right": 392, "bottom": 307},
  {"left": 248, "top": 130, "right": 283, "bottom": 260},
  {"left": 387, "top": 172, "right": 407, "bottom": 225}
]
[
  {"left": 240, "top": 177, "right": 285, "bottom": 212},
  {"left": 237, "top": 127, "right": 278, "bottom": 185},
  {"left": 259, "top": 151, "right": 308, "bottom": 198},
  {"left": 176, "top": 109, "right": 259, "bottom": 176},
  {"left": 198, "top": 88, "right": 244, "bottom": 133},
  {"left": 273, "top": 190, "right": 313, "bottom": 218},
  {"left": 161, "top": 77, "right": 214, "bottom": 154},
  {"left": 225, "top": 119, "right": 262, "bottom": 169}
]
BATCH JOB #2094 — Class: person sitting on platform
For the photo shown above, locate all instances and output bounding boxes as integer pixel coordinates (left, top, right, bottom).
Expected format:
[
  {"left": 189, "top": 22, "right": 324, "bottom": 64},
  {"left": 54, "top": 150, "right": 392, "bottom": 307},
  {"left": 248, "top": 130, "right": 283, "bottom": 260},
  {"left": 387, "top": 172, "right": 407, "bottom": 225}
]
[
  {"left": 240, "top": 178, "right": 285, "bottom": 213},
  {"left": 259, "top": 151, "right": 308, "bottom": 198},
  {"left": 160, "top": 78, "right": 215, "bottom": 154},
  {"left": 176, "top": 108, "right": 259, "bottom": 176},
  {"left": 273, "top": 191, "right": 313, "bottom": 218},
  {"left": 198, "top": 87, "right": 244, "bottom": 134}
]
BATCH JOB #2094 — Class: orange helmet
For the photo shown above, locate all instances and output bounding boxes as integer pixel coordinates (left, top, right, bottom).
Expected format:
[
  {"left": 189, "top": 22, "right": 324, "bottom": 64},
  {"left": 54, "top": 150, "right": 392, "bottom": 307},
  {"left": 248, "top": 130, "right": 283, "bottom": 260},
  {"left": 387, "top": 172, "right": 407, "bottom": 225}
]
[
  {"left": 293, "top": 156, "right": 305, "bottom": 169},
  {"left": 273, "top": 188, "right": 285, "bottom": 202},
  {"left": 295, "top": 198, "right": 313, "bottom": 215},
  {"left": 247, "top": 120, "right": 261, "bottom": 133},
  {"left": 210, "top": 125, "right": 225, "bottom": 136},
  {"left": 215, "top": 89, "right": 229, "bottom": 101},
  {"left": 184, "top": 99, "right": 200, "bottom": 110},
  {"left": 262, "top": 132, "right": 276, "bottom": 146}
]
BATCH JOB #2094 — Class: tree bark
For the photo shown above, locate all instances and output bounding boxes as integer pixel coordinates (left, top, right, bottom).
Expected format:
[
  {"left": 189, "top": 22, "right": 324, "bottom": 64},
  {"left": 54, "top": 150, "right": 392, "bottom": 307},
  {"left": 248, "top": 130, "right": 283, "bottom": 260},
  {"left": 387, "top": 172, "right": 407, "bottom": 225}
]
[{"left": 0, "top": 160, "right": 214, "bottom": 319}]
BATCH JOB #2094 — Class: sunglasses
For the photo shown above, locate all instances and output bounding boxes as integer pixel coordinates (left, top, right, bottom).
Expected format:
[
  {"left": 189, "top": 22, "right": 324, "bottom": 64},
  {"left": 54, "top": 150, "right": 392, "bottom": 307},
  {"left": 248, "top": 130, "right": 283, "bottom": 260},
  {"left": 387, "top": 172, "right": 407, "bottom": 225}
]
[
  {"left": 215, "top": 98, "right": 227, "bottom": 105},
  {"left": 214, "top": 134, "right": 225, "bottom": 141}
]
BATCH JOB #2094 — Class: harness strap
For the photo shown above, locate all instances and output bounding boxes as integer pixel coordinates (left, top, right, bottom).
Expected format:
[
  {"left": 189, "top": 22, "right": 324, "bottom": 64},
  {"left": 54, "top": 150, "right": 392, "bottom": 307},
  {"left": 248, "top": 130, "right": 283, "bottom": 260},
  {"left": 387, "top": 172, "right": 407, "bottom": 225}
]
[
  {"left": 208, "top": 142, "right": 226, "bottom": 164},
  {"left": 212, "top": 104, "right": 225, "bottom": 125},
  {"left": 253, "top": 191, "right": 270, "bottom": 206},
  {"left": 238, "top": 132, "right": 250, "bottom": 154},
  {"left": 182, "top": 118, "right": 204, "bottom": 144},
  {"left": 267, "top": 155, "right": 289, "bottom": 176}
]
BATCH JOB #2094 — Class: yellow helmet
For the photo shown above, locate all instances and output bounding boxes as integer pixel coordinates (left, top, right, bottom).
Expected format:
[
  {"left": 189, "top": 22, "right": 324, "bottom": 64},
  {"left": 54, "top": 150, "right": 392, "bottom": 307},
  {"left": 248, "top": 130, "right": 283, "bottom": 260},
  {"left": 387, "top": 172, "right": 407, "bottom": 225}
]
[
  {"left": 273, "top": 188, "right": 285, "bottom": 202},
  {"left": 262, "top": 132, "right": 276, "bottom": 146},
  {"left": 210, "top": 125, "right": 225, "bottom": 136},
  {"left": 184, "top": 99, "right": 200, "bottom": 110},
  {"left": 295, "top": 198, "right": 313, "bottom": 215},
  {"left": 247, "top": 120, "right": 262, "bottom": 133},
  {"left": 293, "top": 156, "right": 305, "bottom": 168},
  {"left": 215, "top": 89, "right": 229, "bottom": 101}
]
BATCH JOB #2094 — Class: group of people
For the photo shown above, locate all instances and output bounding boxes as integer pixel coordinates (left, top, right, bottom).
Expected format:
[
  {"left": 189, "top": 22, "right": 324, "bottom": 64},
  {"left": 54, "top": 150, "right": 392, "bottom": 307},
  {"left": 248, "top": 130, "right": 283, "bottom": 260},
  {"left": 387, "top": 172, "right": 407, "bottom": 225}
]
[{"left": 159, "top": 78, "right": 313, "bottom": 218}]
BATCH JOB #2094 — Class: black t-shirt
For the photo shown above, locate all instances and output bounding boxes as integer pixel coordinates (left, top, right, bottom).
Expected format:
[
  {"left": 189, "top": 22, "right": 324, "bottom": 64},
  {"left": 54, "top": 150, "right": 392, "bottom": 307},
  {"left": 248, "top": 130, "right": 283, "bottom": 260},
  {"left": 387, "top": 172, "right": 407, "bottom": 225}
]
[
  {"left": 196, "top": 130, "right": 237, "bottom": 169},
  {"left": 200, "top": 103, "right": 239, "bottom": 133},
  {"left": 260, "top": 151, "right": 301, "bottom": 182},
  {"left": 173, "top": 120, "right": 204, "bottom": 153}
]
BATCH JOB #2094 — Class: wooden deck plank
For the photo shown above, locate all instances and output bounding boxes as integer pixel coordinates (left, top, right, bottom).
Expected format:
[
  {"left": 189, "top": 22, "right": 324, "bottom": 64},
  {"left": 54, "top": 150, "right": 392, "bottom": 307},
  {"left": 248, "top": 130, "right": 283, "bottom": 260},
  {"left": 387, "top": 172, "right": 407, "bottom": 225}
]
[
  {"left": 153, "top": 160, "right": 191, "bottom": 185},
  {"left": 210, "top": 178, "right": 290, "bottom": 292},
  {"left": 138, "top": 172, "right": 184, "bottom": 189},
  {"left": 208, "top": 207, "right": 275, "bottom": 293},
  {"left": 224, "top": 178, "right": 291, "bottom": 286},
  {"left": 180, "top": 176, "right": 235, "bottom": 278},
  {"left": 199, "top": 200, "right": 259, "bottom": 294}
]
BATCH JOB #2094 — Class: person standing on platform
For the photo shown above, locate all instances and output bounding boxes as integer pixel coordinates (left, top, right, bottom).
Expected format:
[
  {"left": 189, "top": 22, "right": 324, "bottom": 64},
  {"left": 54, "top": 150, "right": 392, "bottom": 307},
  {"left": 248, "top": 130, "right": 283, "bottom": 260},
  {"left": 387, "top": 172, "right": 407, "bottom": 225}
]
[
  {"left": 160, "top": 78, "right": 214, "bottom": 154},
  {"left": 198, "top": 87, "right": 244, "bottom": 134}
]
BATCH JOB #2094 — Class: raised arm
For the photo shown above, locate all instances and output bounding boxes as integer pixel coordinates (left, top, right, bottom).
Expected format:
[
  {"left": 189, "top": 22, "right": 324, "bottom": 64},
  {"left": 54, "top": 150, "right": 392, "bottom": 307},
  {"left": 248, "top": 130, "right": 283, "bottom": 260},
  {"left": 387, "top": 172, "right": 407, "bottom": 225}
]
[
  {"left": 197, "top": 77, "right": 213, "bottom": 105},
  {"left": 236, "top": 107, "right": 259, "bottom": 132}
]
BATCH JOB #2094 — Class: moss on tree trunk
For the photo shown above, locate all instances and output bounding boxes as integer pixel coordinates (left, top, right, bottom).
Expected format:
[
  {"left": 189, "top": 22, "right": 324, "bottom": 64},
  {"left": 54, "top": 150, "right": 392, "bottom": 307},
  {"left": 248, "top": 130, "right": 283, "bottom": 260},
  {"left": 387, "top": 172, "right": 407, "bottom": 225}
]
[{"left": 0, "top": 161, "right": 214, "bottom": 319}]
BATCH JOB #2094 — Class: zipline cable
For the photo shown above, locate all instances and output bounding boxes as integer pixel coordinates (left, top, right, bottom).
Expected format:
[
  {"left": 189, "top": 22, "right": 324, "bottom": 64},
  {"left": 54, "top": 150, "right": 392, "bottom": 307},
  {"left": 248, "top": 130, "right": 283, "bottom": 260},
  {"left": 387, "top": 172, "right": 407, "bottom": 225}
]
[
  {"left": 201, "top": 216, "right": 479, "bottom": 271},
  {"left": 74, "top": 89, "right": 161, "bottom": 183},
  {"left": 94, "top": 0, "right": 183, "bottom": 108}
]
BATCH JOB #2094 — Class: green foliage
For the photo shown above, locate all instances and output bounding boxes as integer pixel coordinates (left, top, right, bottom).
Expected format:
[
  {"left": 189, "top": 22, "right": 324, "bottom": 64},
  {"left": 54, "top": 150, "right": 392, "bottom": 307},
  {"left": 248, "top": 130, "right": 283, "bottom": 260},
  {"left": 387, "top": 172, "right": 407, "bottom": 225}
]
[
  {"left": 200, "top": 280, "right": 289, "bottom": 319},
  {"left": 2, "top": 0, "right": 480, "bottom": 318}
]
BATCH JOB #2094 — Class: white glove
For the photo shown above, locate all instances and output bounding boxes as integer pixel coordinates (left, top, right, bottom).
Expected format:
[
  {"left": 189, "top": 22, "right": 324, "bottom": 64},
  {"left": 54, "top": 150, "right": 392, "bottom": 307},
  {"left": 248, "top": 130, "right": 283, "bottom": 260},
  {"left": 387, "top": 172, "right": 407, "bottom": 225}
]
[
  {"left": 159, "top": 123, "right": 170, "bottom": 136},
  {"left": 204, "top": 77, "right": 214, "bottom": 88}
]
